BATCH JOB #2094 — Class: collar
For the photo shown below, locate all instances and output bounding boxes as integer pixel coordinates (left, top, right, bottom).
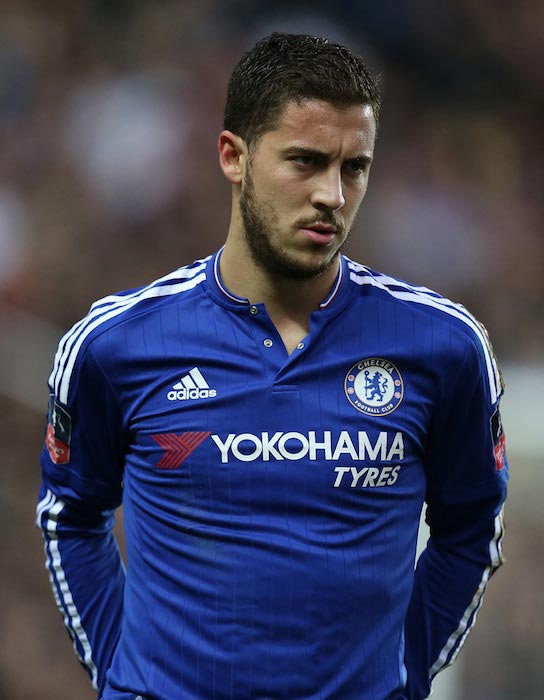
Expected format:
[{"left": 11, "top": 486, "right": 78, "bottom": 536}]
[{"left": 205, "top": 247, "right": 351, "bottom": 315}]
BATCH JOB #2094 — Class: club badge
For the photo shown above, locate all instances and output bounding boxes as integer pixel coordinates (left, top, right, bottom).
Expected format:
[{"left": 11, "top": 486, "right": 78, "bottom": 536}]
[{"left": 345, "top": 358, "right": 404, "bottom": 416}]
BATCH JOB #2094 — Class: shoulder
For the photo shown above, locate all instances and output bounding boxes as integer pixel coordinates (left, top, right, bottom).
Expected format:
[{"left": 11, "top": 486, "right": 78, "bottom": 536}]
[
  {"left": 345, "top": 256, "right": 487, "bottom": 340},
  {"left": 344, "top": 256, "right": 504, "bottom": 404},
  {"left": 49, "top": 256, "right": 210, "bottom": 404}
]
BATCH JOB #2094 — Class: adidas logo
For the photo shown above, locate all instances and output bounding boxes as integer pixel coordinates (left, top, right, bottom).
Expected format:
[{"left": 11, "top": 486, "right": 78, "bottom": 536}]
[{"left": 167, "top": 367, "right": 217, "bottom": 401}]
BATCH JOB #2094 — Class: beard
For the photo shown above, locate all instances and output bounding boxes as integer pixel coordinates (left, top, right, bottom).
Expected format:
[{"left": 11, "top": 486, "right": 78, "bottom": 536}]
[{"left": 239, "top": 168, "right": 348, "bottom": 280}]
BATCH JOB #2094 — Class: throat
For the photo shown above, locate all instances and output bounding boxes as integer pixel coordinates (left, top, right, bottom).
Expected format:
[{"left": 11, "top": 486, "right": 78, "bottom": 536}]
[
  {"left": 260, "top": 283, "right": 325, "bottom": 355},
  {"left": 269, "top": 314, "right": 309, "bottom": 355}
]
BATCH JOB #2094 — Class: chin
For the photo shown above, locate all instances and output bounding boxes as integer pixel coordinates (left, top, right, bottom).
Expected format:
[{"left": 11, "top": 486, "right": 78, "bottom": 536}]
[{"left": 268, "top": 249, "right": 339, "bottom": 280}]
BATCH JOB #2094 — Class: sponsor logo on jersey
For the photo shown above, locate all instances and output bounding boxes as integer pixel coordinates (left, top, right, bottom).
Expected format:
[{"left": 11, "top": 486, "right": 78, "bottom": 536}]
[
  {"left": 151, "top": 428, "right": 405, "bottom": 487},
  {"left": 490, "top": 408, "right": 506, "bottom": 471},
  {"left": 211, "top": 430, "right": 404, "bottom": 464},
  {"left": 45, "top": 395, "right": 72, "bottom": 464},
  {"left": 344, "top": 358, "right": 404, "bottom": 416},
  {"left": 332, "top": 465, "right": 401, "bottom": 488},
  {"left": 152, "top": 431, "right": 212, "bottom": 469},
  {"left": 167, "top": 367, "right": 217, "bottom": 401}
]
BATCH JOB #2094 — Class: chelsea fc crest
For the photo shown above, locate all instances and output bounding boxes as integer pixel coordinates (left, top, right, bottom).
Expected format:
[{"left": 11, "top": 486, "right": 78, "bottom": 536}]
[{"left": 345, "top": 358, "right": 404, "bottom": 416}]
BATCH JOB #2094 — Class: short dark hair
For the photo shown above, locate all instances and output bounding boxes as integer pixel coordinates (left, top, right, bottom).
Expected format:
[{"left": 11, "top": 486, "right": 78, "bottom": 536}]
[{"left": 223, "top": 32, "right": 381, "bottom": 148}]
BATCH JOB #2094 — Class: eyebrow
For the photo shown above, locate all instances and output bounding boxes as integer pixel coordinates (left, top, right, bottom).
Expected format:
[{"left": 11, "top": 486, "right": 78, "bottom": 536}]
[{"left": 282, "top": 146, "right": 373, "bottom": 165}]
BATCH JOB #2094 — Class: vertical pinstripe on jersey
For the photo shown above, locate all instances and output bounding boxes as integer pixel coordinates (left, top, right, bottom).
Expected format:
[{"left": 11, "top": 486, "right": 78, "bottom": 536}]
[
  {"left": 346, "top": 260, "right": 503, "bottom": 405},
  {"left": 36, "top": 489, "right": 99, "bottom": 689},
  {"left": 50, "top": 259, "right": 209, "bottom": 405}
]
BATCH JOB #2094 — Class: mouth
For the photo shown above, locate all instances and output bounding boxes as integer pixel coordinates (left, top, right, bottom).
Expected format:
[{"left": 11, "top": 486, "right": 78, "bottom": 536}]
[{"left": 299, "top": 223, "right": 337, "bottom": 246}]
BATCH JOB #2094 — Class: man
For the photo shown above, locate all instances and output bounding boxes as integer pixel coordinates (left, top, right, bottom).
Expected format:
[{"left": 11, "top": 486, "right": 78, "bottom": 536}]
[{"left": 37, "top": 32, "right": 508, "bottom": 700}]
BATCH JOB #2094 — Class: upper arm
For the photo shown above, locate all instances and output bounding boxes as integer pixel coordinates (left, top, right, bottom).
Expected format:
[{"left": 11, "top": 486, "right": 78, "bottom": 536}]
[
  {"left": 423, "top": 331, "right": 508, "bottom": 560},
  {"left": 39, "top": 336, "right": 125, "bottom": 520}
]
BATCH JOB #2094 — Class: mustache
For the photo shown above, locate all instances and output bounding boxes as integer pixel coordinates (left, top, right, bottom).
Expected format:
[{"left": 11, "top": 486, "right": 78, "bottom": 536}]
[{"left": 296, "top": 215, "right": 343, "bottom": 231}]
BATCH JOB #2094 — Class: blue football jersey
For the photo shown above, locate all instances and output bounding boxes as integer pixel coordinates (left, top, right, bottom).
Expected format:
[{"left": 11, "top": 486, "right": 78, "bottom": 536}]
[{"left": 36, "top": 251, "right": 508, "bottom": 700}]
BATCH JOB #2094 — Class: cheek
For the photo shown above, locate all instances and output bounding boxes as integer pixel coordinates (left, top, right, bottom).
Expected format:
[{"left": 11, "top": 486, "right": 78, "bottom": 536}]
[
  {"left": 269, "top": 180, "right": 307, "bottom": 212},
  {"left": 254, "top": 170, "right": 298, "bottom": 206},
  {"left": 345, "top": 186, "right": 367, "bottom": 220},
  {"left": 267, "top": 163, "right": 311, "bottom": 199}
]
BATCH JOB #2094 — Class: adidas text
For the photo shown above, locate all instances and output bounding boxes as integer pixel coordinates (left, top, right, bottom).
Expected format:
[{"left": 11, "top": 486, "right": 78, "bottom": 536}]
[{"left": 168, "top": 388, "right": 217, "bottom": 401}]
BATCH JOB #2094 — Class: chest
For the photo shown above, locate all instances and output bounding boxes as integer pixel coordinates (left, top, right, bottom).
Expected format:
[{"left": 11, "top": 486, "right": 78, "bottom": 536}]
[{"left": 113, "top": 303, "right": 437, "bottom": 513}]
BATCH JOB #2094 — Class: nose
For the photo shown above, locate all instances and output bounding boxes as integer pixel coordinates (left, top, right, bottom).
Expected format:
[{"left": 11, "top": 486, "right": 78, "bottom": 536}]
[{"left": 311, "top": 168, "right": 345, "bottom": 212}]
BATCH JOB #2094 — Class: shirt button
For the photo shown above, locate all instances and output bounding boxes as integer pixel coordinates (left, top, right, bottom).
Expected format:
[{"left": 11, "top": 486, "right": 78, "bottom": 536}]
[
  {"left": 249, "top": 305, "right": 258, "bottom": 315},
  {"left": 263, "top": 338, "right": 273, "bottom": 348}
]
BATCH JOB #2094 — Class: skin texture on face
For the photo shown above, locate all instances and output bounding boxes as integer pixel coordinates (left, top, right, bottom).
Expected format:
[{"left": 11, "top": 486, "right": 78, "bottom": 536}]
[
  {"left": 238, "top": 99, "right": 376, "bottom": 280},
  {"left": 239, "top": 156, "right": 342, "bottom": 279},
  {"left": 219, "top": 98, "right": 377, "bottom": 306}
]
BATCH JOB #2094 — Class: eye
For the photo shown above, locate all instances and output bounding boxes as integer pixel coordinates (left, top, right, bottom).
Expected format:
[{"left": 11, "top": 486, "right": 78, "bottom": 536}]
[
  {"left": 291, "top": 155, "right": 315, "bottom": 167},
  {"left": 344, "top": 158, "right": 369, "bottom": 175}
]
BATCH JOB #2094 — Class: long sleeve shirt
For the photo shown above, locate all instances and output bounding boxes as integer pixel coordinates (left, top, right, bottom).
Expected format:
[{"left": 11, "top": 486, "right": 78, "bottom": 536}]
[{"left": 37, "top": 251, "right": 508, "bottom": 700}]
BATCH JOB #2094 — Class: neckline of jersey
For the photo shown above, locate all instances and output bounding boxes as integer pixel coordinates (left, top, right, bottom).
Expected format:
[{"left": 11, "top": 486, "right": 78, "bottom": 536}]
[{"left": 205, "top": 247, "right": 352, "bottom": 315}]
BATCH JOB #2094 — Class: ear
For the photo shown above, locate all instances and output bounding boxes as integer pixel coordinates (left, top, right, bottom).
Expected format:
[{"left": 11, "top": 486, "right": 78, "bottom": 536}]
[{"left": 218, "top": 130, "right": 248, "bottom": 184}]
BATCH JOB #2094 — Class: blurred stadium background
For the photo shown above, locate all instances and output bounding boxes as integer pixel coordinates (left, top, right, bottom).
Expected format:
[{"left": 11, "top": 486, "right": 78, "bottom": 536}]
[{"left": 0, "top": 1, "right": 542, "bottom": 698}]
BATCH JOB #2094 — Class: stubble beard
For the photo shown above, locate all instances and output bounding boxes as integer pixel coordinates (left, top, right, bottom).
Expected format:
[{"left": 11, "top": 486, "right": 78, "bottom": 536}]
[{"left": 239, "top": 169, "right": 348, "bottom": 280}]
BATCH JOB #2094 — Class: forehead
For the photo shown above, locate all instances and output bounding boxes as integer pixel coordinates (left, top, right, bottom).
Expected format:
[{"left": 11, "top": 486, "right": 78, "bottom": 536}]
[{"left": 260, "top": 98, "right": 376, "bottom": 155}]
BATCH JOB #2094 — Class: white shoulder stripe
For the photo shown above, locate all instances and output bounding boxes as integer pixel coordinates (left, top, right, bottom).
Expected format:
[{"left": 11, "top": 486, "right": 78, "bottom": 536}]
[
  {"left": 50, "top": 260, "right": 207, "bottom": 394},
  {"left": 347, "top": 259, "right": 437, "bottom": 294},
  {"left": 51, "top": 260, "right": 208, "bottom": 405},
  {"left": 38, "top": 490, "right": 99, "bottom": 689},
  {"left": 348, "top": 260, "right": 476, "bottom": 317},
  {"left": 89, "top": 258, "right": 208, "bottom": 310},
  {"left": 348, "top": 267, "right": 501, "bottom": 404}
]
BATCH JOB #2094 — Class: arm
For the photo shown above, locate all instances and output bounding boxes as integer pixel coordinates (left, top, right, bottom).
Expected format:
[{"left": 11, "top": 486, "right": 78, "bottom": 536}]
[
  {"left": 36, "top": 341, "right": 125, "bottom": 695},
  {"left": 404, "top": 334, "right": 508, "bottom": 700}
]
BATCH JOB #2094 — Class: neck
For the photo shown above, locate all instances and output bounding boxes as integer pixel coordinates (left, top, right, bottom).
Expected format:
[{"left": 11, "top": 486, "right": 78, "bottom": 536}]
[
  {"left": 219, "top": 241, "right": 341, "bottom": 320},
  {"left": 222, "top": 242, "right": 340, "bottom": 355}
]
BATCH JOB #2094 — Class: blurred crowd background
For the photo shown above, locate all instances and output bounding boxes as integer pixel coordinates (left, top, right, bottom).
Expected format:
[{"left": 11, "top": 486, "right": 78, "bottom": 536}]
[{"left": 0, "top": 1, "right": 542, "bottom": 699}]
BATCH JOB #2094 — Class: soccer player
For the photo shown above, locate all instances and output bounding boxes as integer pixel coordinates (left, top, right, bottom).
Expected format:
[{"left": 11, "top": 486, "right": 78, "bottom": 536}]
[{"left": 36, "top": 32, "right": 508, "bottom": 700}]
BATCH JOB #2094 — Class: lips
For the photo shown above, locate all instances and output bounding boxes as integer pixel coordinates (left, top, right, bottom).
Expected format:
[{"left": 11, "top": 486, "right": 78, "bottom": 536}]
[
  {"left": 307, "top": 223, "right": 336, "bottom": 234},
  {"left": 301, "top": 225, "right": 336, "bottom": 245}
]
